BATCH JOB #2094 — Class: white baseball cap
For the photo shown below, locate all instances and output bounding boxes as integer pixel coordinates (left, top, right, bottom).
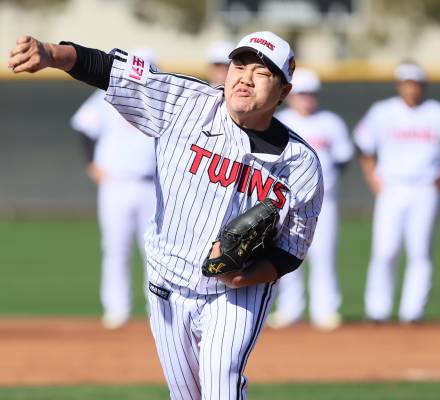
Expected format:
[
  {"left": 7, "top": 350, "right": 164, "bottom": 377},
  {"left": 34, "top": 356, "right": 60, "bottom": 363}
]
[
  {"left": 207, "top": 41, "right": 235, "bottom": 65},
  {"left": 229, "top": 31, "right": 295, "bottom": 83},
  {"left": 394, "top": 62, "right": 426, "bottom": 83},
  {"left": 291, "top": 68, "right": 321, "bottom": 94}
]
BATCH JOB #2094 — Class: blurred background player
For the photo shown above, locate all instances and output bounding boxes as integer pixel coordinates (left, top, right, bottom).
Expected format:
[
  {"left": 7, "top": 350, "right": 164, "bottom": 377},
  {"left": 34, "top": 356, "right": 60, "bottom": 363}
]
[
  {"left": 71, "top": 49, "right": 158, "bottom": 329},
  {"left": 205, "top": 40, "right": 234, "bottom": 86},
  {"left": 354, "top": 61, "right": 440, "bottom": 323},
  {"left": 268, "top": 68, "right": 354, "bottom": 330}
]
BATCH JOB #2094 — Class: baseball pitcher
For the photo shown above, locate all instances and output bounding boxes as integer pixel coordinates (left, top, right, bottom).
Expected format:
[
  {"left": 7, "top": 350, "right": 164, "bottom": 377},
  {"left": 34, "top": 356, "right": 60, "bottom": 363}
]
[{"left": 9, "top": 31, "right": 323, "bottom": 399}]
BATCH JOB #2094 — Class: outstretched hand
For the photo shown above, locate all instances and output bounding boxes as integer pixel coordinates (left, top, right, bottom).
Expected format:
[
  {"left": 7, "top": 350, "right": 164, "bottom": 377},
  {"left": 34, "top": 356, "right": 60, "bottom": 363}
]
[
  {"left": 8, "top": 35, "right": 76, "bottom": 74},
  {"left": 8, "top": 36, "right": 53, "bottom": 73}
]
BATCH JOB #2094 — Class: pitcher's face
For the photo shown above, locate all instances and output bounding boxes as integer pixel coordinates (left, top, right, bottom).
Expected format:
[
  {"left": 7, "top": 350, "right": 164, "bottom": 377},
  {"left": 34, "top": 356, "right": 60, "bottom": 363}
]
[{"left": 225, "top": 52, "right": 289, "bottom": 118}]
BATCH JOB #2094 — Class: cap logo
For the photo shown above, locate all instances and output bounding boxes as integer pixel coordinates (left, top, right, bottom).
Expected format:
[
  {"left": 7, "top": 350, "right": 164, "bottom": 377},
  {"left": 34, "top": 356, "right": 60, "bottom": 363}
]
[{"left": 249, "top": 37, "right": 275, "bottom": 51}]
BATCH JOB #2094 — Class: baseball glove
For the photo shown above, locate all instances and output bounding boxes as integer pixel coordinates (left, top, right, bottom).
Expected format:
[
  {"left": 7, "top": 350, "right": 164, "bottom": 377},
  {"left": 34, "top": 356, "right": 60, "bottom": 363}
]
[{"left": 202, "top": 198, "right": 280, "bottom": 277}]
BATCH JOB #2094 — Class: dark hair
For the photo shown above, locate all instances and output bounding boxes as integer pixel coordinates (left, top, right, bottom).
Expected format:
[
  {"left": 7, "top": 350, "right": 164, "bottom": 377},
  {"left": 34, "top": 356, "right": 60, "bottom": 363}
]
[
  {"left": 261, "top": 54, "right": 288, "bottom": 84},
  {"left": 231, "top": 50, "right": 289, "bottom": 84}
]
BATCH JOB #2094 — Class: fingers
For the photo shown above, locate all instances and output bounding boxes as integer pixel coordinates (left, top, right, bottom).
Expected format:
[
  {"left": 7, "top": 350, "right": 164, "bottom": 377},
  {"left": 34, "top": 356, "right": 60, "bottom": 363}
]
[
  {"left": 16, "top": 35, "right": 33, "bottom": 45},
  {"left": 8, "top": 37, "right": 35, "bottom": 72},
  {"left": 10, "top": 59, "right": 39, "bottom": 74},
  {"left": 9, "top": 41, "right": 32, "bottom": 58},
  {"left": 8, "top": 36, "right": 46, "bottom": 73},
  {"left": 8, "top": 50, "right": 31, "bottom": 70}
]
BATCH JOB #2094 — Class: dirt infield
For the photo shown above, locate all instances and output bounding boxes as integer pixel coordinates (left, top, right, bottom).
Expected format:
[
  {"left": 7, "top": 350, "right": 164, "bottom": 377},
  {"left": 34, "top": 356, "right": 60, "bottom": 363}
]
[{"left": 1, "top": 318, "right": 440, "bottom": 386}]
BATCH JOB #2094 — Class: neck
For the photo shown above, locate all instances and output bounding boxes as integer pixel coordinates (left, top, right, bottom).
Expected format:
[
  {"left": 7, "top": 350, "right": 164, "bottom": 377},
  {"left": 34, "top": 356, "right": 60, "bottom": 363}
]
[
  {"left": 227, "top": 107, "right": 274, "bottom": 131},
  {"left": 403, "top": 97, "right": 423, "bottom": 108}
]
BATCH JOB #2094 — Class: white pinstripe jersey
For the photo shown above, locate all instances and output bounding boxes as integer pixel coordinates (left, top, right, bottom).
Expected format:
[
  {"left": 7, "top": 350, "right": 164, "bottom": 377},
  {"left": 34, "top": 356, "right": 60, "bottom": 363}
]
[{"left": 105, "top": 50, "right": 323, "bottom": 294}]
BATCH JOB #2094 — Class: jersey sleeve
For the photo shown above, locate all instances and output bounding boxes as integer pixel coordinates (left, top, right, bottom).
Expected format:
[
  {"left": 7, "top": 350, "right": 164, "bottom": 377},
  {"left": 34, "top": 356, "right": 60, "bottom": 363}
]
[
  {"left": 70, "top": 90, "right": 106, "bottom": 140},
  {"left": 275, "top": 149, "right": 324, "bottom": 260},
  {"left": 353, "top": 104, "right": 380, "bottom": 155},
  {"left": 105, "top": 49, "right": 216, "bottom": 138},
  {"left": 329, "top": 114, "right": 354, "bottom": 163}
]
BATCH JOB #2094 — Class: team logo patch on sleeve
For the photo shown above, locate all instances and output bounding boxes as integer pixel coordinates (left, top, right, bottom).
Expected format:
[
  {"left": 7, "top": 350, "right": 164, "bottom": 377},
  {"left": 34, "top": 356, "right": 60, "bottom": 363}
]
[{"left": 123, "top": 53, "right": 149, "bottom": 85}]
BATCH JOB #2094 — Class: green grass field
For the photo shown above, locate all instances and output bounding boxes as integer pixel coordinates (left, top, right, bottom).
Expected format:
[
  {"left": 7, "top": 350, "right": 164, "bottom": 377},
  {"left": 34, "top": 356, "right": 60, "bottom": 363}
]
[
  {"left": 1, "top": 217, "right": 439, "bottom": 319},
  {"left": 1, "top": 218, "right": 439, "bottom": 400},
  {"left": 1, "top": 382, "right": 440, "bottom": 400}
]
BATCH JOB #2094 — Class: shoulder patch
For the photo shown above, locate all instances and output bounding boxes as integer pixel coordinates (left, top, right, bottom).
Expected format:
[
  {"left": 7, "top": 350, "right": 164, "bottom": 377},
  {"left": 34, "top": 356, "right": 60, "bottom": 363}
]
[{"left": 123, "top": 53, "right": 149, "bottom": 85}]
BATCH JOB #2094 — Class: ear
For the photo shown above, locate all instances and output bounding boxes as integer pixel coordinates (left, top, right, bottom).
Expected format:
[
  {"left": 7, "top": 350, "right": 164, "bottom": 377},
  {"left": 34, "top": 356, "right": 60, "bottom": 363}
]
[{"left": 279, "top": 83, "right": 292, "bottom": 102}]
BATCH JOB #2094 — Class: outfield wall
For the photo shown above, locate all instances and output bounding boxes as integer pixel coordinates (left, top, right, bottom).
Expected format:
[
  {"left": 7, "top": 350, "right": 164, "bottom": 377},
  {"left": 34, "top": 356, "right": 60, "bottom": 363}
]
[{"left": 1, "top": 79, "right": 439, "bottom": 217}]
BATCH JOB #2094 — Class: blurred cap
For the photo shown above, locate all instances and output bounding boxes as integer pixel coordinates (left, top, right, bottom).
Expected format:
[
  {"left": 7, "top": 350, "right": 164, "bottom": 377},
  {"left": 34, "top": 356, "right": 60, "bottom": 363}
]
[
  {"left": 394, "top": 62, "right": 426, "bottom": 83},
  {"left": 229, "top": 31, "right": 295, "bottom": 83},
  {"left": 207, "top": 41, "right": 235, "bottom": 65},
  {"left": 131, "top": 47, "right": 158, "bottom": 66},
  {"left": 291, "top": 68, "right": 321, "bottom": 94}
]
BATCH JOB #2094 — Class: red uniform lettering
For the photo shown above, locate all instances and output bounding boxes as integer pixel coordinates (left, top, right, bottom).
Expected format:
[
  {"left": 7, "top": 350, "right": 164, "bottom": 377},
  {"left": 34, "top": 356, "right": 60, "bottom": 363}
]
[
  {"left": 272, "top": 182, "right": 288, "bottom": 209},
  {"left": 129, "top": 56, "right": 145, "bottom": 80},
  {"left": 236, "top": 164, "right": 252, "bottom": 193},
  {"left": 189, "top": 144, "right": 288, "bottom": 208},
  {"left": 208, "top": 155, "right": 241, "bottom": 187},
  {"left": 247, "top": 170, "right": 274, "bottom": 200},
  {"left": 189, "top": 144, "right": 212, "bottom": 174}
]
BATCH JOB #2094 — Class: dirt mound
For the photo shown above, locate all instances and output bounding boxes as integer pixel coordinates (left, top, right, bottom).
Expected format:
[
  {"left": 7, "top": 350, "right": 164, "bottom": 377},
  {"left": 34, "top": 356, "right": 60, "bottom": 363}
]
[{"left": 1, "top": 318, "right": 439, "bottom": 385}]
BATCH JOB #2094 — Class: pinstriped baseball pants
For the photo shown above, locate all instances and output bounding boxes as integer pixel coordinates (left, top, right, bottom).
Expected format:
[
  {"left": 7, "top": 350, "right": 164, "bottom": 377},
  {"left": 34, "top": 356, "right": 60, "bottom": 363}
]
[{"left": 147, "top": 281, "right": 276, "bottom": 400}]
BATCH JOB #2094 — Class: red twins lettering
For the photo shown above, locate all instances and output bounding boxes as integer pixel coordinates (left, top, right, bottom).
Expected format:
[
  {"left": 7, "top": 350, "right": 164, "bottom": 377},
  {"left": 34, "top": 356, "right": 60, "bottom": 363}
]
[
  {"left": 129, "top": 56, "right": 145, "bottom": 80},
  {"left": 208, "top": 154, "right": 242, "bottom": 186},
  {"left": 189, "top": 144, "right": 288, "bottom": 208},
  {"left": 247, "top": 170, "right": 274, "bottom": 199},
  {"left": 249, "top": 37, "right": 275, "bottom": 51},
  {"left": 237, "top": 164, "right": 252, "bottom": 193},
  {"left": 189, "top": 145, "right": 212, "bottom": 173}
]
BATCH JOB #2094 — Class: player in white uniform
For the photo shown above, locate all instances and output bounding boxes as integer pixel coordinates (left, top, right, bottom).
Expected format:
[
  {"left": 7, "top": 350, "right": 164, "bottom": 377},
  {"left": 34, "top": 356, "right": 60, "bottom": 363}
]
[
  {"left": 71, "top": 51, "right": 157, "bottom": 329},
  {"left": 9, "top": 31, "right": 323, "bottom": 399},
  {"left": 268, "top": 68, "right": 354, "bottom": 330},
  {"left": 354, "top": 62, "right": 440, "bottom": 323}
]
